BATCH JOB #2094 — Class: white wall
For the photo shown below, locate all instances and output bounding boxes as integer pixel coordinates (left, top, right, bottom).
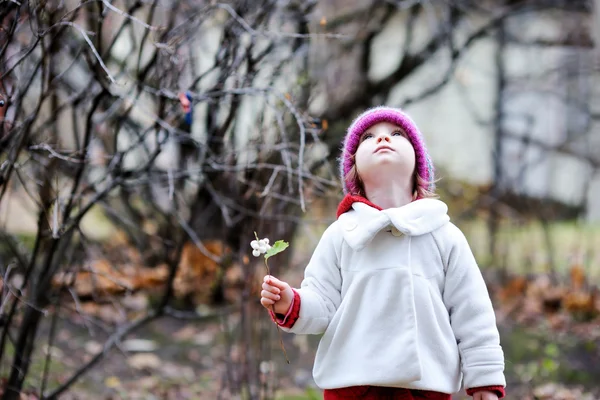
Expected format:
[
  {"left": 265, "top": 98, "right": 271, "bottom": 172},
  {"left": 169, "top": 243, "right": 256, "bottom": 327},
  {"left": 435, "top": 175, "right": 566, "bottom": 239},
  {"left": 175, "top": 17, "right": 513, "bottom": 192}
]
[{"left": 365, "top": 10, "right": 600, "bottom": 220}]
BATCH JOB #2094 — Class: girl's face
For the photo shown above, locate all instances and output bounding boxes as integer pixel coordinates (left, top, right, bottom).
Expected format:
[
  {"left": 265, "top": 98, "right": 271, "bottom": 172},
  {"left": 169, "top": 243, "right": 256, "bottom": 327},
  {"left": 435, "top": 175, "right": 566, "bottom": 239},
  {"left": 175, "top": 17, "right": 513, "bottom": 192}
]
[{"left": 354, "top": 122, "right": 416, "bottom": 189}]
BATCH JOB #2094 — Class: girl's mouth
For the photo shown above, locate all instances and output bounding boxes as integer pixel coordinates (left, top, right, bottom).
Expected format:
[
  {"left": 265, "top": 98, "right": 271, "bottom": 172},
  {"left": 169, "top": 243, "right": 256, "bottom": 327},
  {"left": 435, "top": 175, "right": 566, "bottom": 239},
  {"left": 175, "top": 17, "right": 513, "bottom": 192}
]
[{"left": 375, "top": 146, "right": 394, "bottom": 153}]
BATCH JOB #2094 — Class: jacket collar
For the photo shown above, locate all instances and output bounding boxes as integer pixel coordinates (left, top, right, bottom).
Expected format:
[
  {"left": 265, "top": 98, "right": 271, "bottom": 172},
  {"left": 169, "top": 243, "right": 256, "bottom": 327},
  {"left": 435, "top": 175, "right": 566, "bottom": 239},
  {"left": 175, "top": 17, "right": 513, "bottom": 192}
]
[{"left": 336, "top": 195, "right": 449, "bottom": 251}]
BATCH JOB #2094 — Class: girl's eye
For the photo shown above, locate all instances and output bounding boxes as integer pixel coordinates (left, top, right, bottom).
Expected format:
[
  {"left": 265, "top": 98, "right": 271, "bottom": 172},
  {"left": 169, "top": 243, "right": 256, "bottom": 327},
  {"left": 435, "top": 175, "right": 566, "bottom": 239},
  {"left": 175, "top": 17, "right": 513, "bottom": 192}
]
[
  {"left": 392, "top": 131, "right": 404, "bottom": 136},
  {"left": 362, "top": 133, "right": 373, "bottom": 140}
]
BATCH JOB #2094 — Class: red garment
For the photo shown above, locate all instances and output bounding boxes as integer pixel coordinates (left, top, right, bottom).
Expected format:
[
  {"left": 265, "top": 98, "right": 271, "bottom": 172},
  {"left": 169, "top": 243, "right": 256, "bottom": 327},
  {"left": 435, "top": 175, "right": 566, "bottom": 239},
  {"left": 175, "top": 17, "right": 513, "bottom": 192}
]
[
  {"left": 269, "top": 289, "right": 301, "bottom": 329},
  {"left": 324, "top": 386, "right": 449, "bottom": 399},
  {"left": 271, "top": 195, "right": 506, "bottom": 399},
  {"left": 466, "top": 387, "right": 505, "bottom": 397},
  {"left": 323, "top": 386, "right": 506, "bottom": 399},
  {"left": 336, "top": 194, "right": 382, "bottom": 218}
]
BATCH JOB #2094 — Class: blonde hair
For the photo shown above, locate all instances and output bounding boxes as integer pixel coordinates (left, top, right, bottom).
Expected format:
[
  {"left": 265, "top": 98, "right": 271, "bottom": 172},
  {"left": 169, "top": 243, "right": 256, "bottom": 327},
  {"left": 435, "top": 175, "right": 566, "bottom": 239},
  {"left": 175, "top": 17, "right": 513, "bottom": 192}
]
[{"left": 344, "top": 155, "right": 438, "bottom": 200}]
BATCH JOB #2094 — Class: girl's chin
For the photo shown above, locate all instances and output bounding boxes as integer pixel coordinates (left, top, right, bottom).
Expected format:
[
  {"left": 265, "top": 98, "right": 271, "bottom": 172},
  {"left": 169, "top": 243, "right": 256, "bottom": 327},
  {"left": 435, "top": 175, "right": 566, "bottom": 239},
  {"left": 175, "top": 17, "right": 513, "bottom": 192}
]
[{"left": 360, "top": 160, "right": 414, "bottom": 174}]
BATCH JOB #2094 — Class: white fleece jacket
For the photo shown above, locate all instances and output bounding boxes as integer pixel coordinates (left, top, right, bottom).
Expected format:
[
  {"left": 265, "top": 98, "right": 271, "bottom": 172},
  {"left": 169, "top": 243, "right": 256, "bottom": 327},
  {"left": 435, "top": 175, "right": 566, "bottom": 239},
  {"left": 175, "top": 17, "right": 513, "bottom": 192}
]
[{"left": 283, "top": 199, "right": 505, "bottom": 394}]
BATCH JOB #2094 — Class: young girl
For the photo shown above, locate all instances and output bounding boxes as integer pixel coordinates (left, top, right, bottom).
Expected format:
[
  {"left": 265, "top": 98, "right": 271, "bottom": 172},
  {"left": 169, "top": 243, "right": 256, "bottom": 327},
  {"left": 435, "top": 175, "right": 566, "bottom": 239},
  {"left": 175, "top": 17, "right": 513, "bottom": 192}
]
[{"left": 260, "top": 107, "right": 506, "bottom": 400}]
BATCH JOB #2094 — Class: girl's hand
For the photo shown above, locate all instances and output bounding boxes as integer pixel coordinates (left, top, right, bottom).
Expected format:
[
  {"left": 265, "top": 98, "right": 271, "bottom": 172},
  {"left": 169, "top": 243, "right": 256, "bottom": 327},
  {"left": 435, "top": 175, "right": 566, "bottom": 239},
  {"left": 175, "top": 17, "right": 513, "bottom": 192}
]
[
  {"left": 473, "top": 391, "right": 498, "bottom": 400},
  {"left": 261, "top": 275, "right": 294, "bottom": 314}
]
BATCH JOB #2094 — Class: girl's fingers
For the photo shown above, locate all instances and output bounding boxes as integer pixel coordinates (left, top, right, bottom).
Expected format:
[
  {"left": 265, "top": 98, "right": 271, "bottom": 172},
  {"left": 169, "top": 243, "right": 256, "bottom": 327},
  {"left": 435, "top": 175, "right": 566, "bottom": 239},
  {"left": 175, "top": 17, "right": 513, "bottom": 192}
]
[
  {"left": 263, "top": 275, "right": 288, "bottom": 290},
  {"left": 261, "top": 290, "right": 281, "bottom": 301},
  {"left": 261, "top": 298, "right": 275, "bottom": 307},
  {"left": 261, "top": 282, "right": 281, "bottom": 294}
]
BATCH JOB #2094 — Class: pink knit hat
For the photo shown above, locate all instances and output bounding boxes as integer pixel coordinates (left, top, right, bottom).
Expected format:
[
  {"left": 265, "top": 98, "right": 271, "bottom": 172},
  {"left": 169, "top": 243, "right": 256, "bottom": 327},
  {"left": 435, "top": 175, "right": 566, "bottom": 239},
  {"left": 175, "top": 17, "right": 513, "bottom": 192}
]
[{"left": 340, "top": 106, "right": 435, "bottom": 195}]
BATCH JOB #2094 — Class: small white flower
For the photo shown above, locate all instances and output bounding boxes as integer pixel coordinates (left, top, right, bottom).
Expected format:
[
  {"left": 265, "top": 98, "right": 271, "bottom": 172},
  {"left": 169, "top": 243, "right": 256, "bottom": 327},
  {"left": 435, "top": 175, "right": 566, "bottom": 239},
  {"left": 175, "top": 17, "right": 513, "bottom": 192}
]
[
  {"left": 262, "top": 239, "right": 271, "bottom": 251},
  {"left": 251, "top": 235, "right": 272, "bottom": 257}
]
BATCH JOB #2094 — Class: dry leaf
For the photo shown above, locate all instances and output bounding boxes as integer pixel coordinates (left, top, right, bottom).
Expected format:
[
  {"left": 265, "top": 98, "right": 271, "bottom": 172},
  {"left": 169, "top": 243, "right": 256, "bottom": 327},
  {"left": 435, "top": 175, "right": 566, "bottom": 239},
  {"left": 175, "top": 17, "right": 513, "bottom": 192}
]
[
  {"left": 127, "top": 353, "right": 161, "bottom": 370},
  {"left": 136, "top": 376, "right": 159, "bottom": 389},
  {"left": 569, "top": 265, "right": 586, "bottom": 290},
  {"left": 104, "top": 376, "right": 121, "bottom": 388},
  {"left": 173, "top": 240, "right": 228, "bottom": 304},
  {"left": 122, "top": 293, "right": 149, "bottom": 311},
  {"left": 122, "top": 339, "right": 158, "bottom": 352},
  {"left": 564, "top": 290, "right": 599, "bottom": 321},
  {"left": 132, "top": 264, "right": 168, "bottom": 289},
  {"left": 160, "top": 362, "right": 195, "bottom": 380},
  {"left": 498, "top": 276, "right": 527, "bottom": 302},
  {"left": 193, "top": 331, "right": 213, "bottom": 346},
  {"left": 173, "top": 326, "right": 198, "bottom": 341},
  {"left": 84, "top": 340, "right": 103, "bottom": 355}
]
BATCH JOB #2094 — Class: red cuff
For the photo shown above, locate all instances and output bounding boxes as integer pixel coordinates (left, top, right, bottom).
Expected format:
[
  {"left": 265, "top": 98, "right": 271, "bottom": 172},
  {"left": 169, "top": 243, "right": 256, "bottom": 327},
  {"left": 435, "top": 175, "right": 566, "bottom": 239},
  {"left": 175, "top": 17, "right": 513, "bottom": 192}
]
[
  {"left": 466, "top": 386, "right": 505, "bottom": 398},
  {"left": 268, "top": 289, "right": 301, "bottom": 328}
]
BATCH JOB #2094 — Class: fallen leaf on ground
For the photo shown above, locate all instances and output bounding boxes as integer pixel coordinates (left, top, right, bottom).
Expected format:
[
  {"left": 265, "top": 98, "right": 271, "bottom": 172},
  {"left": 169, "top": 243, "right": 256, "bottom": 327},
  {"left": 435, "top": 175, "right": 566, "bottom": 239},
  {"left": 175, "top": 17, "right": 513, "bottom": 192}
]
[
  {"left": 84, "top": 340, "right": 103, "bottom": 354},
  {"left": 122, "top": 339, "right": 158, "bottom": 352},
  {"left": 104, "top": 376, "right": 121, "bottom": 388},
  {"left": 173, "top": 326, "right": 198, "bottom": 341},
  {"left": 127, "top": 353, "right": 161, "bottom": 370},
  {"left": 160, "top": 362, "right": 195, "bottom": 380},
  {"left": 193, "top": 331, "right": 213, "bottom": 346}
]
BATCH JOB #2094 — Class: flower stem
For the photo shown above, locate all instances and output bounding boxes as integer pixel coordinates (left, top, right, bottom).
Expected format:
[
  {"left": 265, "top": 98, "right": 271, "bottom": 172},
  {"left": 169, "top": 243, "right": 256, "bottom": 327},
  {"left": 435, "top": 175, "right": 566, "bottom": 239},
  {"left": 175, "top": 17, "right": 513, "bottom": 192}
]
[{"left": 265, "top": 258, "right": 290, "bottom": 364}]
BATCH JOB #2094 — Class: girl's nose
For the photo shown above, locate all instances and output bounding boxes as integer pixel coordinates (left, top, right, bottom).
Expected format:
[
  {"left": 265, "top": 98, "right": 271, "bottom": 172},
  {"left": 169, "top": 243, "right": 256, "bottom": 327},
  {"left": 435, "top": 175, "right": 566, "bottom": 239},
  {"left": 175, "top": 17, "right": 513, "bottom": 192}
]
[{"left": 377, "top": 134, "right": 391, "bottom": 143}]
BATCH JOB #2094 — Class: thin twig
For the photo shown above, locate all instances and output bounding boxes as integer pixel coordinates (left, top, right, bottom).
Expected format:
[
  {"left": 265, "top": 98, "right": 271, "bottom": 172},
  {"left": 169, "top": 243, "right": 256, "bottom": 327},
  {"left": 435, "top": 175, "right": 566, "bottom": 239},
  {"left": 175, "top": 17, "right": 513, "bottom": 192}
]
[
  {"left": 264, "top": 258, "right": 290, "bottom": 364},
  {"left": 176, "top": 213, "right": 222, "bottom": 263},
  {"left": 58, "top": 21, "right": 116, "bottom": 84},
  {"left": 101, "top": 0, "right": 158, "bottom": 31},
  {"left": 216, "top": 3, "right": 349, "bottom": 40},
  {"left": 29, "top": 143, "right": 85, "bottom": 164}
]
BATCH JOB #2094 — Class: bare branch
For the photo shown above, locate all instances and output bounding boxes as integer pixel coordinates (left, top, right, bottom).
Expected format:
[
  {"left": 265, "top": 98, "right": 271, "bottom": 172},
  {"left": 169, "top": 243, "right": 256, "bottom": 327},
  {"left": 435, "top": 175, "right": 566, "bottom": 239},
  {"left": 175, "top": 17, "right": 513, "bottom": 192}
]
[
  {"left": 216, "top": 3, "right": 349, "bottom": 40},
  {"left": 57, "top": 21, "right": 116, "bottom": 85},
  {"left": 100, "top": 0, "right": 158, "bottom": 31}
]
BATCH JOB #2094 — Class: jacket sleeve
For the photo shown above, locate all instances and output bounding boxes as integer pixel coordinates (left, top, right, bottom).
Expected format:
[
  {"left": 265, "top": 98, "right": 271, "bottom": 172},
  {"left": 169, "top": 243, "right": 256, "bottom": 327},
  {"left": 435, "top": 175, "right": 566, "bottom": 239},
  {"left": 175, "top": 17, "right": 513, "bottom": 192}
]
[
  {"left": 440, "top": 223, "right": 506, "bottom": 391},
  {"left": 280, "top": 222, "right": 342, "bottom": 335}
]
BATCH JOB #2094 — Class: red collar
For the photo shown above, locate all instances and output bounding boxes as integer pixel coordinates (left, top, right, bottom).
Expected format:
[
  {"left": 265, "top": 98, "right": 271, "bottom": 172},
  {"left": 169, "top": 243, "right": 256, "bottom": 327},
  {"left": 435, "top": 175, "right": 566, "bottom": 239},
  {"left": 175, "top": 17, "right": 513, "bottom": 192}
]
[{"left": 336, "top": 194, "right": 382, "bottom": 219}]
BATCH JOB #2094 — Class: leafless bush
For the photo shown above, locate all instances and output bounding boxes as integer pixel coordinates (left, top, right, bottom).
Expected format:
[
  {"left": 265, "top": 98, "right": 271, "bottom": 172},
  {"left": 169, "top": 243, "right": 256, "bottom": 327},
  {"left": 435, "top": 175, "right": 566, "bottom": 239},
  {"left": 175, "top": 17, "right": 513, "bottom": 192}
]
[{"left": 0, "top": 0, "right": 337, "bottom": 398}]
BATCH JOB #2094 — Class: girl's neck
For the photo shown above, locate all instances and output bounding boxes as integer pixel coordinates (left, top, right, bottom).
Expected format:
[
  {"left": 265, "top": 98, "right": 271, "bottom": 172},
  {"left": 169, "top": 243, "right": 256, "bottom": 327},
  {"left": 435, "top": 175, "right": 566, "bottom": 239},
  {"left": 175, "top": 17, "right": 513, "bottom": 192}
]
[{"left": 364, "top": 180, "right": 413, "bottom": 209}]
